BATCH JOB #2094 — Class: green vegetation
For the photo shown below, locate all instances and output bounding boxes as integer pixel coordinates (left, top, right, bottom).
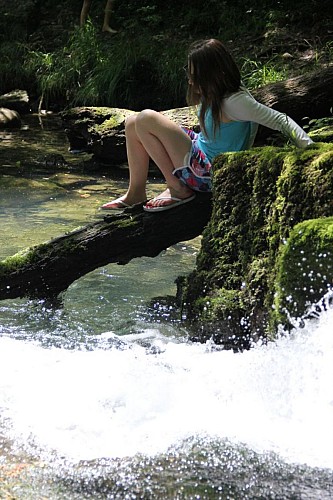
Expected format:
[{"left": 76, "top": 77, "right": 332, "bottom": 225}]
[
  {"left": 0, "top": 244, "right": 47, "bottom": 277},
  {"left": 0, "top": 0, "right": 332, "bottom": 111},
  {"left": 274, "top": 217, "right": 333, "bottom": 323}
]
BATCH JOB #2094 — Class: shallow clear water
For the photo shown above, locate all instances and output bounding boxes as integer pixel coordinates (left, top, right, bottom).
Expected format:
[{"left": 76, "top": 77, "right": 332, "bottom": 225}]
[{"left": 0, "top": 115, "right": 332, "bottom": 498}]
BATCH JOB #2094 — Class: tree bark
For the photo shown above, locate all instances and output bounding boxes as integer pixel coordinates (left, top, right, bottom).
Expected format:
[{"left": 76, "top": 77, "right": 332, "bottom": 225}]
[
  {"left": 0, "top": 194, "right": 212, "bottom": 300},
  {"left": 252, "top": 65, "right": 333, "bottom": 143}
]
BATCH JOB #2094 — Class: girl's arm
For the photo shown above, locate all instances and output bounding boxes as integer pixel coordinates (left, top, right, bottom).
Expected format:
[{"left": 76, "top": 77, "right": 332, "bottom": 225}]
[{"left": 223, "top": 89, "right": 313, "bottom": 148}]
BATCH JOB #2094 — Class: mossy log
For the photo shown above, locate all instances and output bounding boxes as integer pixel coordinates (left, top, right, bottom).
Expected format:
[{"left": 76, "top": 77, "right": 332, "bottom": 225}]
[
  {"left": 251, "top": 65, "right": 333, "bottom": 143},
  {"left": 0, "top": 193, "right": 212, "bottom": 300}
]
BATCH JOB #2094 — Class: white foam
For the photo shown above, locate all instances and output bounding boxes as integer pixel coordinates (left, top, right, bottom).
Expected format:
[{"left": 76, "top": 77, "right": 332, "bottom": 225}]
[{"left": 0, "top": 309, "right": 332, "bottom": 469}]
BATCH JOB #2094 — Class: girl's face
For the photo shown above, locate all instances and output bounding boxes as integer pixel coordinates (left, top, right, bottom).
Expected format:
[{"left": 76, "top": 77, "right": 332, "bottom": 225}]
[
  {"left": 188, "top": 62, "right": 194, "bottom": 85},
  {"left": 184, "top": 60, "right": 194, "bottom": 85},
  {"left": 188, "top": 61, "right": 202, "bottom": 96}
]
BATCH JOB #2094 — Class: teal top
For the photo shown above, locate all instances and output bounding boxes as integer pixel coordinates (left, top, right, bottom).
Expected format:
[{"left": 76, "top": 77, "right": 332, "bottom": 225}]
[{"left": 196, "top": 107, "right": 253, "bottom": 162}]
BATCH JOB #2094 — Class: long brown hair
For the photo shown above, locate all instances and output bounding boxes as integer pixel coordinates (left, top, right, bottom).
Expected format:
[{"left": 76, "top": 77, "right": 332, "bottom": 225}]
[{"left": 186, "top": 39, "right": 241, "bottom": 137}]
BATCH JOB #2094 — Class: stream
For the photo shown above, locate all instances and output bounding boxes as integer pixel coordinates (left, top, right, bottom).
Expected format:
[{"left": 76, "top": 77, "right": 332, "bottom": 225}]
[{"left": 0, "top": 114, "right": 332, "bottom": 499}]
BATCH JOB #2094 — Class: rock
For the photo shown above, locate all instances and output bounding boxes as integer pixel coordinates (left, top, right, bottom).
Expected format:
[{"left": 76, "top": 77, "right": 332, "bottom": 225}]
[
  {"left": 0, "top": 90, "right": 31, "bottom": 114},
  {"left": 179, "top": 140, "right": 333, "bottom": 346},
  {"left": 39, "top": 154, "right": 68, "bottom": 168},
  {"left": 0, "top": 108, "right": 22, "bottom": 128},
  {"left": 274, "top": 217, "right": 333, "bottom": 325},
  {"left": 61, "top": 106, "right": 198, "bottom": 165}
]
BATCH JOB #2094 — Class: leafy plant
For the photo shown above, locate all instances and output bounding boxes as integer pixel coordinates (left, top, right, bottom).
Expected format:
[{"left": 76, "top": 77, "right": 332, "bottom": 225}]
[{"left": 24, "top": 22, "right": 104, "bottom": 107}]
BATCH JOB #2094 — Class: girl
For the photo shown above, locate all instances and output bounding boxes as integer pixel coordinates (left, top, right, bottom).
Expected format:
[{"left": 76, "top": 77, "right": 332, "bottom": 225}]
[{"left": 101, "top": 39, "right": 313, "bottom": 212}]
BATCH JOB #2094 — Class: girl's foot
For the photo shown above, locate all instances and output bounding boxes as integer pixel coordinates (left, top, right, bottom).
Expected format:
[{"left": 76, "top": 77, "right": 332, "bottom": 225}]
[
  {"left": 143, "top": 187, "right": 195, "bottom": 211},
  {"left": 101, "top": 197, "right": 131, "bottom": 210},
  {"left": 100, "top": 194, "right": 146, "bottom": 210},
  {"left": 102, "top": 26, "right": 118, "bottom": 34}
]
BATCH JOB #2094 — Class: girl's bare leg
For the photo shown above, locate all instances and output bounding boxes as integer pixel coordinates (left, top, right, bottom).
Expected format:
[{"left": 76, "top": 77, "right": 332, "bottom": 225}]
[
  {"left": 123, "top": 113, "right": 150, "bottom": 204},
  {"left": 101, "top": 114, "right": 150, "bottom": 208},
  {"left": 102, "top": 110, "right": 193, "bottom": 209},
  {"left": 133, "top": 109, "right": 193, "bottom": 208},
  {"left": 102, "top": 0, "right": 118, "bottom": 33}
]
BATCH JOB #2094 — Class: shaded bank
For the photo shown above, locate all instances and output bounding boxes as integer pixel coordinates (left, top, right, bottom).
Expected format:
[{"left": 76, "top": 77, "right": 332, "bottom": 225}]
[{"left": 1, "top": 0, "right": 332, "bottom": 111}]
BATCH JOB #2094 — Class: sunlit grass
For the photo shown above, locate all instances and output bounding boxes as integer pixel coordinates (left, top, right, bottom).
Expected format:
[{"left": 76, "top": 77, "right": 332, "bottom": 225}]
[{"left": 241, "top": 57, "right": 289, "bottom": 89}]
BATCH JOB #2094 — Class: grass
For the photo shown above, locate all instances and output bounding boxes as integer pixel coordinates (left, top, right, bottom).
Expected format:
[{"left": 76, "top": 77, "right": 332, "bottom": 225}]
[
  {"left": 21, "top": 20, "right": 190, "bottom": 110},
  {"left": 241, "top": 57, "right": 289, "bottom": 89}
]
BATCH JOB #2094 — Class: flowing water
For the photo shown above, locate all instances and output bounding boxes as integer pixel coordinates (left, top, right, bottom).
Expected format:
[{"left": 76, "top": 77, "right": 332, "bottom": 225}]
[{"left": 0, "top": 115, "right": 333, "bottom": 499}]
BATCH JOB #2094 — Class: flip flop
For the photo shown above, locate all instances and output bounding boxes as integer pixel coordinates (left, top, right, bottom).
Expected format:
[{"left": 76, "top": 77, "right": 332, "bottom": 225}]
[
  {"left": 101, "top": 197, "right": 132, "bottom": 210},
  {"left": 143, "top": 194, "right": 196, "bottom": 212}
]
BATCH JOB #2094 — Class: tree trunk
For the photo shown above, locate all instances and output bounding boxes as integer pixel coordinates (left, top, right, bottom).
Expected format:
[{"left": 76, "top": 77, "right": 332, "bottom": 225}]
[
  {"left": 0, "top": 194, "right": 212, "bottom": 300},
  {"left": 252, "top": 65, "right": 333, "bottom": 143}
]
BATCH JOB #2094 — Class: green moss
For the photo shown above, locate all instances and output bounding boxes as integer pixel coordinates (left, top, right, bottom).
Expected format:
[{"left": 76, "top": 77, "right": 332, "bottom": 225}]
[
  {"left": 0, "top": 244, "right": 48, "bottom": 277},
  {"left": 181, "top": 142, "right": 333, "bottom": 341},
  {"left": 308, "top": 119, "right": 333, "bottom": 143},
  {"left": 309, "top": 126, "right": 333, "bottom": 143},
  {"left": 91, "top": 114, "right": 125, "bottom": 133},
  {"left": 208, "top": 288, "right": 244, "bottom": 319},
  {"left": 273, "top": 217, "right": 333, "bottom": 324}
]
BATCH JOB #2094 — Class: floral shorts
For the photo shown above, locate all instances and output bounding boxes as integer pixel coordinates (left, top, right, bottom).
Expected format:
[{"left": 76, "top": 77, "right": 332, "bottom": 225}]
[{"left": 173, "top": 127, "right": 212, "bottom": 192}]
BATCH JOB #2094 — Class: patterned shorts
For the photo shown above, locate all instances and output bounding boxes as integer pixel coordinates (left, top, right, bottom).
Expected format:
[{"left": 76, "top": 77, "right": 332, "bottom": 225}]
[{"left": 173, "top": 127, "right": 212, "bottom": 192}]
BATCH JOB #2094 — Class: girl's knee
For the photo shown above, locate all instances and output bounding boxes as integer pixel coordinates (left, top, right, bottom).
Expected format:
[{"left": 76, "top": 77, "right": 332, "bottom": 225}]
[
  {"left": 135, "top": 109, "right": 158, "bottom": 129},
  {"left": 125, "top": 113, "right": 137, "bottom": 133}
]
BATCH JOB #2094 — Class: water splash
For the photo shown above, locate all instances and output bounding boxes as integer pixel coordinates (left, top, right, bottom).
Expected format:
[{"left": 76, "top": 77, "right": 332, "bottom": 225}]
[{"left": 0, "top": 307, "right": 332, "bottom": 471}]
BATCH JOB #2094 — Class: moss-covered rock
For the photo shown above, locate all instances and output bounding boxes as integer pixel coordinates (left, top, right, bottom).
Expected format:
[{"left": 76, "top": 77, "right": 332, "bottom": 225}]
[
  {"left": 180, "top": 141, "right": 333, "bottom": 345},
  {"left": 274, "top": 217, "right": 333, "bottom": 326},
  {"left": 60, "top": 107, "right": 134, "bottom": 162}
]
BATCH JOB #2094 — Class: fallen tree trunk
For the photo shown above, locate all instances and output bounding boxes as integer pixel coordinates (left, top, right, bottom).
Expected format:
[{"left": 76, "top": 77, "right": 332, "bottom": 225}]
[
  {"left": 252, "top": 65, "right": 333, "bottom": 143},
  {"left": 0, "top": 194, "right": 212, "bottom": 300}
]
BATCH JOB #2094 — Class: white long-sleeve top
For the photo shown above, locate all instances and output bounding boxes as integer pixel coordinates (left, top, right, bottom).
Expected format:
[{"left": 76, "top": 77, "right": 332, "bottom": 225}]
[{"left": 223, "top": 87, "right": 313, "bottom": 149}]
